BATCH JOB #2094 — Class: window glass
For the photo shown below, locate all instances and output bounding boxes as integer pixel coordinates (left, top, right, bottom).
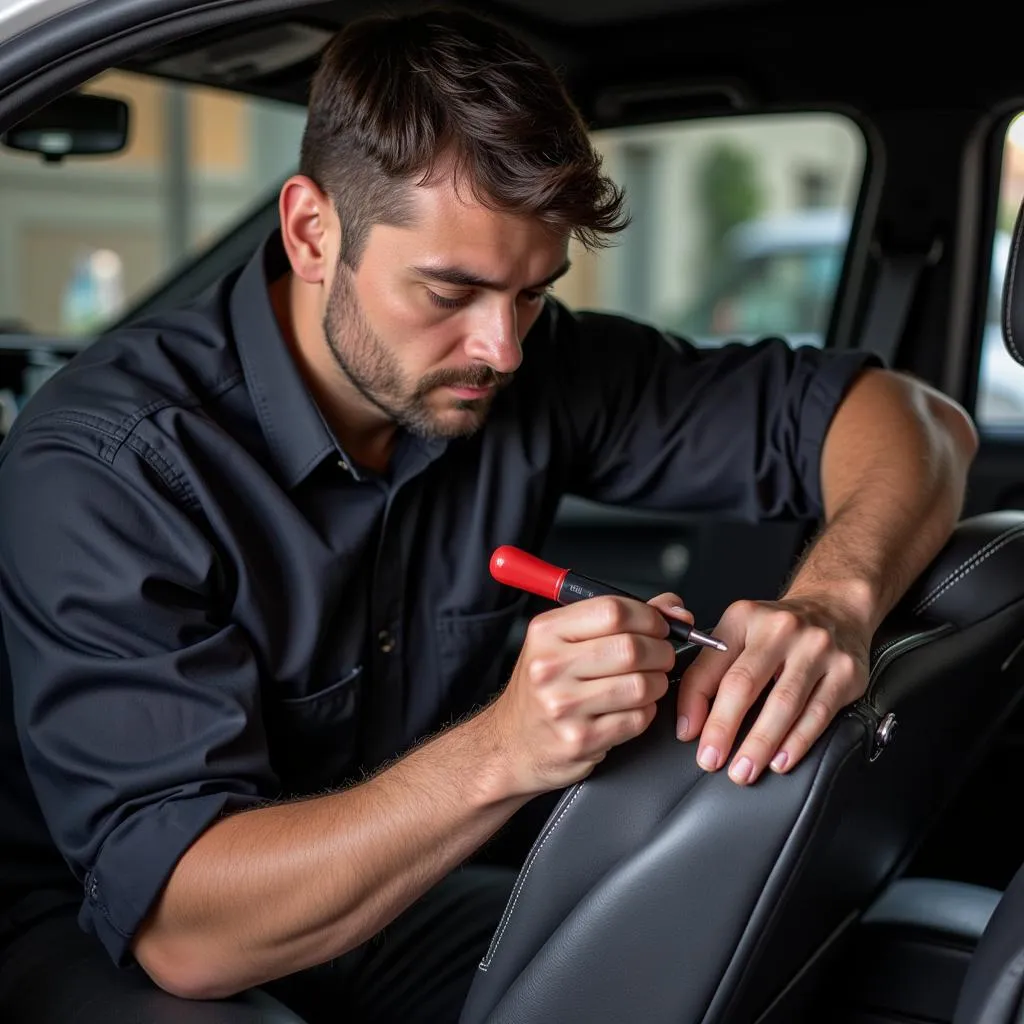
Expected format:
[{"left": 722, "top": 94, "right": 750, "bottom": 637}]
[
  {"left": 976, "top": 113, "right": 1024, "bottom": 432},
  {"left": 0, "top": 70, "right": 306, "bottom": 339},
  {"left": 552, "top": 113, "right": 866, "bottom": 348}
]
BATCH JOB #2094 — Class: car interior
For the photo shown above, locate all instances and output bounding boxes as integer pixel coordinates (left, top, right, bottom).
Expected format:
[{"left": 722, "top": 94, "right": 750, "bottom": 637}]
[{"left": 4, "top": 0, "right": 1024, "bottom": 1021}]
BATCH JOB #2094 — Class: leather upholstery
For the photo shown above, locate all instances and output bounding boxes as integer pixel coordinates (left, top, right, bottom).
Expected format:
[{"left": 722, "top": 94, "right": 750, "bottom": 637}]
[
  {"left": 1004, "top": 193, "right": 1024, "bottom": 367},
  {"left": 862, "top": 878, "right": 1002, "bottom": 939},
  {"left": 938, "top": 192, "right": 1024, "bottom": 1024},
  {"left": 826, "top": 878, "right": 1002, "bottom": 1023},
  {"left": 460, "top": 511, "right": 1024, "bottom": 1024},
  {"left": 954, "top": 855, "right": 1024, "bottom": 1022}
]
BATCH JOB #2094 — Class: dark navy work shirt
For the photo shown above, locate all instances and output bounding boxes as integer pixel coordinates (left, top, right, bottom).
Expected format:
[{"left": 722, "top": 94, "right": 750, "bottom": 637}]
[{"left": 0, "top": 230, "right": 879, "bottom": 964}]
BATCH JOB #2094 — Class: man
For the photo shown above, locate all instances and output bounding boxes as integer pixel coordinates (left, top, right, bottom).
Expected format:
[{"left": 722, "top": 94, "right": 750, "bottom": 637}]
[{"left": 0, "top": 7, "right": 977, "bottom": 1024}]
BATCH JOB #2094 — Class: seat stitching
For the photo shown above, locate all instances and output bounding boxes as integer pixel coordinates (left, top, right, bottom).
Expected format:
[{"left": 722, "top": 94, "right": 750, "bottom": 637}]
[
  {"left": 911, "top": 523, "right": 1024, "bottom": 613},
  {"left": 479, "top": 782, "right": 586, "bottom": 970},
  {"left": 913, "top": 526, "right": 1024, "bottom": 614}
]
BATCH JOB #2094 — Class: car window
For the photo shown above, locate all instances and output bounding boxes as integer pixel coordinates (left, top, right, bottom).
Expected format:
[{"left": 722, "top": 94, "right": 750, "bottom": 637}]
[
  {"left": 0, "top": 70, "right": 305, "bottom": 340},
  {"left": 975, "top": 112, "right": 1024, "bottom": 433},
  {"left": 552, "top": 113, "right": 865, "bottom": 348},
  {"left": 681, "top": 245, "right": 845, "bottom": 340}
]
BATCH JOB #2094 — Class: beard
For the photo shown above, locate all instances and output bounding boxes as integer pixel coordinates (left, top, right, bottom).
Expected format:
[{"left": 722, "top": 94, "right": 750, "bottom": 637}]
[{"left": 322, "top": 263, "right": 512, "bottom": 440}]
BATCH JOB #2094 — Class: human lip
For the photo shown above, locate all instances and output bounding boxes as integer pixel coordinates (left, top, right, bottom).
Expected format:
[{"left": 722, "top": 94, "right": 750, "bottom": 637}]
[{"left": 446, "top": 383, "right": 495, "bottom": 399}]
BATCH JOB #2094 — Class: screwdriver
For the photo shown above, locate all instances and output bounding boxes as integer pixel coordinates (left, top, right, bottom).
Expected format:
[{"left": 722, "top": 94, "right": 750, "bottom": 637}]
[{"left": 489, "top": 545, "right": 728, "bottom": 653}]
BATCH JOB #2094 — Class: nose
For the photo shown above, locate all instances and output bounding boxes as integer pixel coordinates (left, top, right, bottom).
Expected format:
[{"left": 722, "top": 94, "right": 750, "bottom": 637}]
[{"left": 463, "top": 299, "right": 523, "bottom": 375}]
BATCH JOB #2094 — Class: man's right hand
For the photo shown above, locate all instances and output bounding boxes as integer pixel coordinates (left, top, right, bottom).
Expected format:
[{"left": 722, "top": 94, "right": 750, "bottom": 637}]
[
  {"left": 485, "top": 594, "right": 691, "bottom": 796},
  {"left": 132, "top": 592, "right": 687, "bottom": 998}
]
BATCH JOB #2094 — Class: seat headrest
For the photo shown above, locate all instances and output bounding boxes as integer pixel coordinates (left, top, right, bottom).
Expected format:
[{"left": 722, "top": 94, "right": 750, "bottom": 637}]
[{"left": 1003, "top": 197, "right": 1024, "bottom": 366}]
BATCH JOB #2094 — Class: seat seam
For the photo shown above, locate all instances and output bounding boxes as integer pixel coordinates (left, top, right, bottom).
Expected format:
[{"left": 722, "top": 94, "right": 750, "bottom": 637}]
[
  {"left": 913, "top": 523, "right": 1024, "bottom": 608},
  {"left": 911, "top": 523, "right": 1024, "bottom": 615},
  {"left": 711, "top": 743, "right": 862, "bottom": 1023},
  {"left": 479, "top": 782, "right": 586, "bottom": 970}
]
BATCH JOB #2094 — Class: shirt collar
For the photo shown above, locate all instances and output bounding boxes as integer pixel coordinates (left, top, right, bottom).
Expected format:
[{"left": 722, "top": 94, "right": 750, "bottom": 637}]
[
  {"left": 229, "top": 230, "right": 337, "bottom": 490},
  {"left": 229, "top": 229, "right": 448, "bottom": 490}
]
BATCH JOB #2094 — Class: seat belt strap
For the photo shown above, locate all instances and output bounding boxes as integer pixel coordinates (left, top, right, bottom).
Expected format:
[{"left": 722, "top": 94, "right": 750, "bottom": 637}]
[{"left": 859, "top": 239, "right": 942, "bottom": 364}]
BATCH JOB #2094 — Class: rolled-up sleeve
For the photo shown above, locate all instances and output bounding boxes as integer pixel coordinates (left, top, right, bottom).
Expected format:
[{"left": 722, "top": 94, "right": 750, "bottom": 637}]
[
  {"left": 548, "top": 306, "right": 882, "bottom": 519},
  {"left": 0, "top": 421, "right": 275, "bottom": 964}
]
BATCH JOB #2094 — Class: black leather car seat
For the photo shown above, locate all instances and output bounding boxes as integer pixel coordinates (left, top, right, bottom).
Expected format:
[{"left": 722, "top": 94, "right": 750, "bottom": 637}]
[
  {"left": 816, "top": 874, "right": 1004, "bottom": 1022},
  {"left": 818, "top": 187, "right": 1024, "bottom": 1024},
  {"left": 459, "top": 231, "right": 1024, "bottom": 1023},
  {"left": 913, "top": 178, "right": 1024, "bottom": 1024},
  {"left": 951, "top": 857, "right": 1024, "bottom": 1024}
]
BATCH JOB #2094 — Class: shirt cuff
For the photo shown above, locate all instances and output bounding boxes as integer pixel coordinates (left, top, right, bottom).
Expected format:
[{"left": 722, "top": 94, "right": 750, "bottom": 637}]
[
  {"left": 79, "top": 790, "right": 263, "bottom": 965},
  {"left": 797, "top": 350, "right": 885, "bottom": 514}
]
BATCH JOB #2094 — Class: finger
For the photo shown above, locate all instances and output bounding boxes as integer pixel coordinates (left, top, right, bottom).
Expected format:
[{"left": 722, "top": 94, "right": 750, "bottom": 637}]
[
  {"left": 767, "top": 652, "right": 864, "bottom": 775},
  {"left": 568, "top": 670, "right": 671, "bottom": 718},
  {"left": 583, "top": 702, "right": 659, "bottom": 756},
  {"left": 726, "top": 636, "right": 833, "bottom": 785},
  {"left": 675, "top": 605, "right": 748, "bottom": 742},
  {"left": 647, "top": 592, "right": 694, "bottom": 626},
  {"left": 695, "top": 644, "right": 784, "bottom": 773},
  {"left": 537, "top": 671, "right": 669, "bottom": 723},
  {"left": 545, "top": 595, "right": 671, "bottom": 644},
  {"left": 570, "top": 633, "right": 678, "bottom": 682}
]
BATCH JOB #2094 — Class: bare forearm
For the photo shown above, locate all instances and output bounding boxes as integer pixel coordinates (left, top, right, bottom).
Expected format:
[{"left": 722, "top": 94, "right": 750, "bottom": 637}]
[
  {"left": 785, "top": 369, "right": 978, "bottom": 630},
  {"left": 134, "top": 705, "right": 525, "bottom": 1000}
]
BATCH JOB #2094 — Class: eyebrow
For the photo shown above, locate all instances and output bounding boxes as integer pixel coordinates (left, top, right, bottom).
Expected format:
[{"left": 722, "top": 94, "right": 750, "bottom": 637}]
[{"left": 411, "top": 259, "right": 573, "bottom": 293}]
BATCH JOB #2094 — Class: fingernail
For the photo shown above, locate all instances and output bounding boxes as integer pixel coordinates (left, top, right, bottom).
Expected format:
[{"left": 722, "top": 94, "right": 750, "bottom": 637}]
[
  {"left": 729, "top": 756, "right": 754, "bottom": 784},
  {"left": 698, "top": 746, "right": 720, "bottom": 771},
  {"left": 770, "top": 751, "right": 789, "bottom": 772},
  {"left": 676, "top": 714, "right": 689, "bottom": 740},
  {"left": 670, "top": 605, "right": 687, "bottom": 614}
]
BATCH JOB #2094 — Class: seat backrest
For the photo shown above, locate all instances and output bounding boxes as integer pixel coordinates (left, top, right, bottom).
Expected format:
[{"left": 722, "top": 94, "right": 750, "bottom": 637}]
[
  {"left": 459, "top": 512, "right": 1024, "bottom": 1024},
  {"left": 941, "top": 182, "right": 1024, "bottom": 1024},
  {"left": 952, "top": 854, "right": 1024, "bottom": 1024}
]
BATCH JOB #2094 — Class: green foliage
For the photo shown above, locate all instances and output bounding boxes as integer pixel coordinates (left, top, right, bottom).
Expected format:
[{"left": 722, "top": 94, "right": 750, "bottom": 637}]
[{"left": 696, "top": 142, "right": 764, "bottom": 273}]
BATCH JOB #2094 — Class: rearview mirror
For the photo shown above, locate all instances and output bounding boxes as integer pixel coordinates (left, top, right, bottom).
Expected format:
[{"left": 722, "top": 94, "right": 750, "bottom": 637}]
[{"left": 1, "top": 92, "right": 129, "bottom": 163}]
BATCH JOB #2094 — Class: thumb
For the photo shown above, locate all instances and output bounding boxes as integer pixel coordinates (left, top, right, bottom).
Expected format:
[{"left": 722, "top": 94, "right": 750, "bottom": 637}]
[{"left": 648, "top": 592, "right": 694, "bottom": 625}]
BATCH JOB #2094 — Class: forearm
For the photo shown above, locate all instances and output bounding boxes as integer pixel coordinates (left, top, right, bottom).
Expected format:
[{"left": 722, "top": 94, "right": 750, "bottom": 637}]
[
  {"left": 133, "top": 704, "right": 525, "bottom": 1000},
  {"left": 785, "top": 369, "right": 978, "bottom": 632}
]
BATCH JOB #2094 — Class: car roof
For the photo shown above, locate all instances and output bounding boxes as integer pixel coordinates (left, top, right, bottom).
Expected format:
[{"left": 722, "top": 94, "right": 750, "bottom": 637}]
[
  {"left": 0, "top": 0, "right": 91, "bottom": 45},
  {"left": 2, "top": 0, "right": 1018, "bottom": 131}
]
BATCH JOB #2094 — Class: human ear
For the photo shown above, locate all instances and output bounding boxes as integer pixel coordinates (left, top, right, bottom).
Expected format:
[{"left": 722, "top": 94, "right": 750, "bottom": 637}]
[{"left": 278, "top": 175, "right": 340, "bottom": 285}]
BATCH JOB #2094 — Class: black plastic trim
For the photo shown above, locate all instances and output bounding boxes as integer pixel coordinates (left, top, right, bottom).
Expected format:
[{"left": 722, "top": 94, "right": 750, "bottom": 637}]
[{"left": 0, "top": 0, "right": 319, "bottom": 131}]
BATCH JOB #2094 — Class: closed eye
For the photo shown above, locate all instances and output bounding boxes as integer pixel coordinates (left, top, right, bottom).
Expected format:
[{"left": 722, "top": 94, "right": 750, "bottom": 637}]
[
  {"left": 427, "top": 290, "right": 472, "bottom": 310},
  {"left": 427, "top": 287, "right": 550, "bottom": 310}
]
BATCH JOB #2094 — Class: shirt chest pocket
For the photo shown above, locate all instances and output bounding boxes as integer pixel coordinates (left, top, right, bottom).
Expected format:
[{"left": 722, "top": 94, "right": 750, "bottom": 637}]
[
  {"left": 435, "top": 594, "right": 529, "bottom": 718},
  {"left": 266, "top": 666, "right": 362, "bottom": 795}
]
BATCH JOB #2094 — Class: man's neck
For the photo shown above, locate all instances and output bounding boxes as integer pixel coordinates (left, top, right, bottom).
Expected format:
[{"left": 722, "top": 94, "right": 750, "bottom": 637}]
[{"left": 269, "top": 272, "right": 398, "bottom": 474}]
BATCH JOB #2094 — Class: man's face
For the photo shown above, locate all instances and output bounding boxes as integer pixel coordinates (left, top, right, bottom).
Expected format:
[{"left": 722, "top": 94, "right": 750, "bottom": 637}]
[{"left": 322, "top": 177, "right": 570, "bottom": 440}]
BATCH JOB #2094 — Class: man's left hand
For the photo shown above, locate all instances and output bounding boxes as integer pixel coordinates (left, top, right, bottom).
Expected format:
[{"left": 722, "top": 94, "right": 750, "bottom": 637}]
[{"left": 673, "top": 596, "right": 871, "bottom": 785}]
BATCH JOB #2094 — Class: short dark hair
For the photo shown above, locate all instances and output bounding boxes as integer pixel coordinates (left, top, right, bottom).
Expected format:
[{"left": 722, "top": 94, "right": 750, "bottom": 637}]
[{"left": 299, "top": 6, "right": 628, "bottom": 267}]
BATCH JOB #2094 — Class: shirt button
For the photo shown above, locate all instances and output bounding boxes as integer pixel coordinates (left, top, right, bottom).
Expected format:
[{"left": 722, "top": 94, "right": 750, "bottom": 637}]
[
  {"left": 378, "top": 629, "right": 395, "bottom": 654},
  {"left": 337, "top": 459, "right": 350, "bottom": 473}
]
